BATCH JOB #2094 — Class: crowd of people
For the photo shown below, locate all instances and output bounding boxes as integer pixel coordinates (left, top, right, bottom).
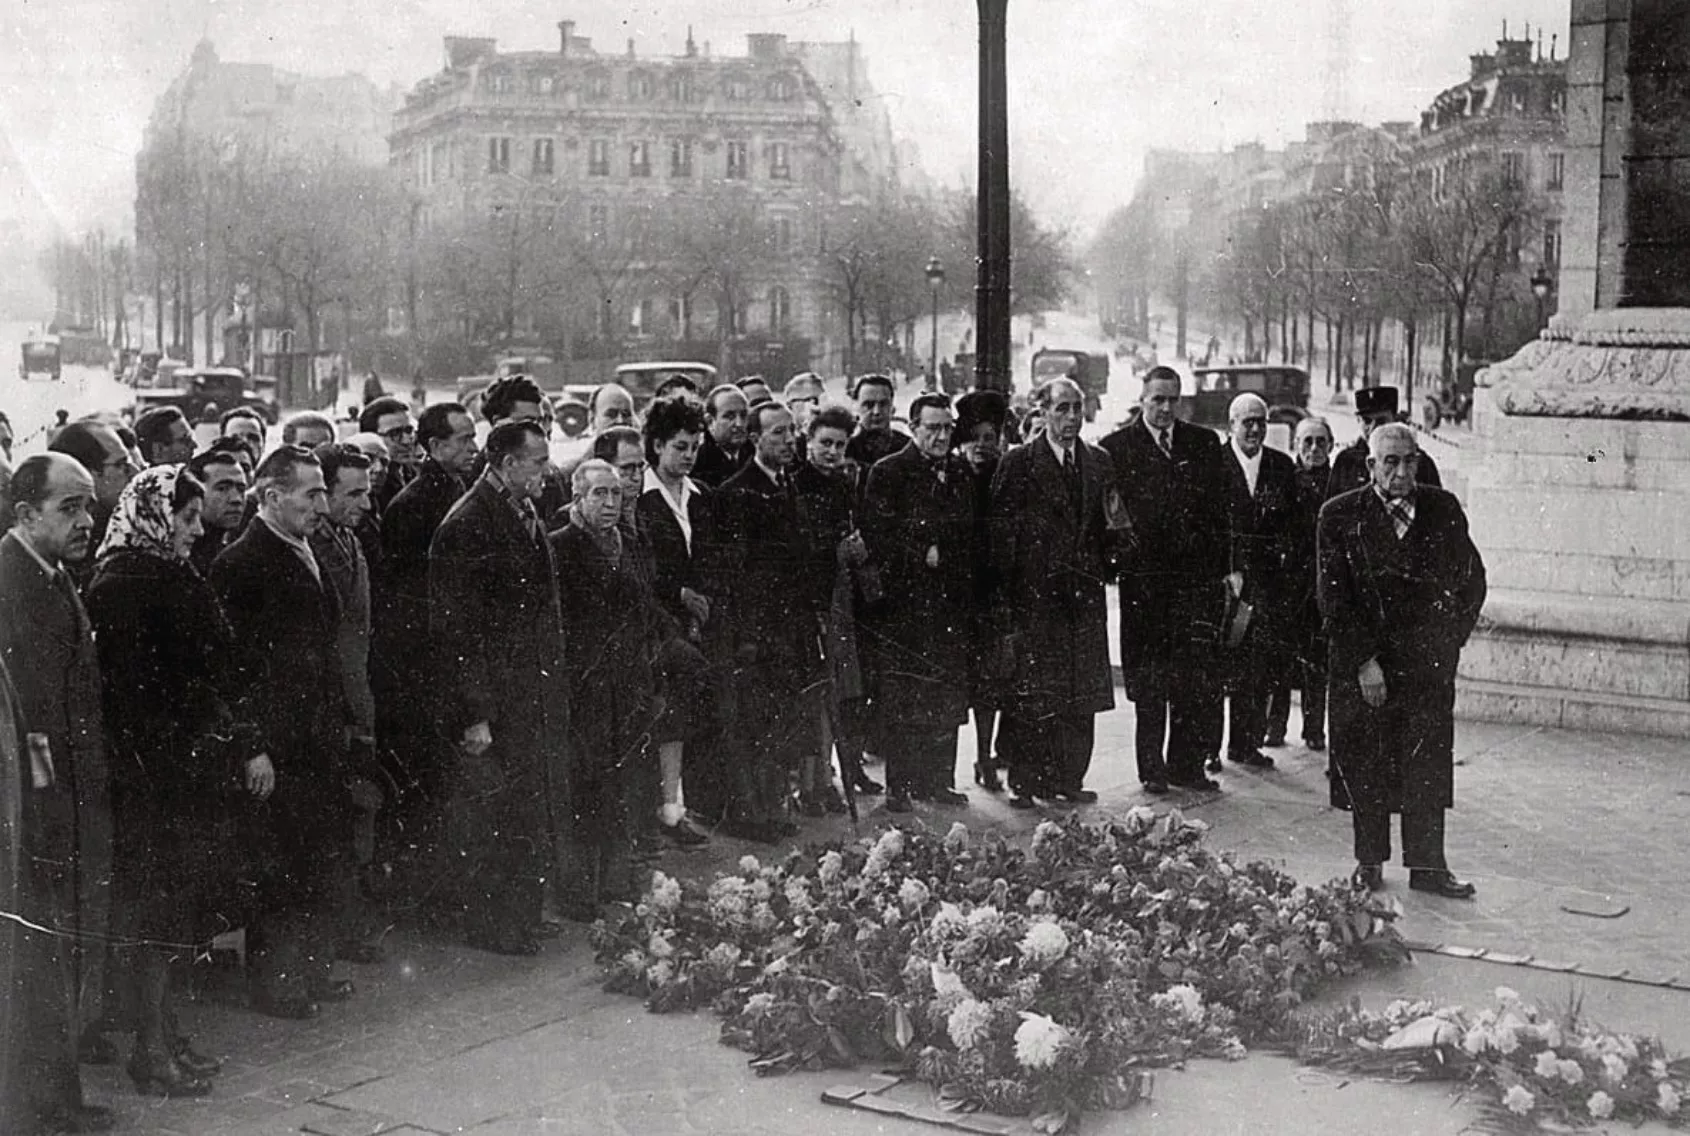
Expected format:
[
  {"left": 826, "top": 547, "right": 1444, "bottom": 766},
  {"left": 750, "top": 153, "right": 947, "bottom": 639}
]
[{"left": 0, "top": 367, "right": 1486, "bottom": 1133}]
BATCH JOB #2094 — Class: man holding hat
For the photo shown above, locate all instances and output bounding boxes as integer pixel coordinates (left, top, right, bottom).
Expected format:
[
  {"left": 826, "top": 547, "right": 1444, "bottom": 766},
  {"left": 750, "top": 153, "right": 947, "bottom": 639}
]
[{"left": 1326, "top": 387, "right": 1442, "bottom": 499}]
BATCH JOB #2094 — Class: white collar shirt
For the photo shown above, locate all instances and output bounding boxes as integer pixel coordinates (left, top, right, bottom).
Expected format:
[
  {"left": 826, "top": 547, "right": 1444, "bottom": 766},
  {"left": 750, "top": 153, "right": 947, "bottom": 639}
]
[
  {"left": 1231, "top": 438, "right": 1262, "bottom": 497},
  {"left": 1044, "top": 432, "right": 1074, "bottom": 468},
  {"left": 643, "top": 466, "right": 696, "bottom": 555}
]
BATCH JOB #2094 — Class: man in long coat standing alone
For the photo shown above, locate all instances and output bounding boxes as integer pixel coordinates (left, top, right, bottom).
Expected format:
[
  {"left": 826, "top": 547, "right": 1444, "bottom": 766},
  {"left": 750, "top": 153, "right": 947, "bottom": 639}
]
[
  {"left": 989, "top": 378, "right": 1115, "bottom": 807},
  {"left": 429, "top": 420, "right": 566, "bottom": 955},
  {"left": 1318, "top": 423, "right": 1485, "bottom": 899}
]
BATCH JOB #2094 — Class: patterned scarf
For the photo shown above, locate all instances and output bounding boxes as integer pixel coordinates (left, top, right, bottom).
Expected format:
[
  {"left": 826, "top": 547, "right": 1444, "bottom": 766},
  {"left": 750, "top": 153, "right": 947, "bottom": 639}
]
[{"left": 97, "top": 463, "right": 188, "bottom": 563}]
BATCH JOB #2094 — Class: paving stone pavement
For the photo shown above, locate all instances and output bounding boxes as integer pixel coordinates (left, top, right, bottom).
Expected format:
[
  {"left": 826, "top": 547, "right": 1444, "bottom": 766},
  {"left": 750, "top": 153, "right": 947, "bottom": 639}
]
[{"left": 93, "top": 692, "right": 1690, "bottom": 1135}]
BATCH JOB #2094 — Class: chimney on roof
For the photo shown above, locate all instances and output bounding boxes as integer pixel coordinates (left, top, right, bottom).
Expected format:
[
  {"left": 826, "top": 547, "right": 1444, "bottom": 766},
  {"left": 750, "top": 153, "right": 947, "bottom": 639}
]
[
  {"left": 627, "top": 37, "right": 635, "bottom": 58},
  {"left": 558, "top": 20, "right": 574, "bottom": 56},
  {"left": 685, "top": 25, "right": 698, "bottom": 58},
  {"left": 1550, "top": 33, "right": 1558, "bottom": 61},
  {"left": 704, "top": 40, "right": 711, "bottom": 59}
]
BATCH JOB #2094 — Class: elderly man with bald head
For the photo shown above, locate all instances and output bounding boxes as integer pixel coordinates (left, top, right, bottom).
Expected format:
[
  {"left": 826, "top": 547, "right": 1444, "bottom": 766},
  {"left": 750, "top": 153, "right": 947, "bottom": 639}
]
[
  {"left": 1317, "top": 423, "right": 1485, "bottom": 899},
  {"left": 1216, "top": 392, "right": 1298, "bottom": 773}
]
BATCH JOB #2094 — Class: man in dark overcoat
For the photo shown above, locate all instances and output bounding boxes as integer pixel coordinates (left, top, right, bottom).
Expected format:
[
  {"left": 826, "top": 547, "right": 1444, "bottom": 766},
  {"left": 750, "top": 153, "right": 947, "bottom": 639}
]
[
  {"left": 861, "top": 393, "right": 978, "bottom": 812},
  {"left": 716, "top": 400, "right": 828, "bottom": 841},
  {"left": 692, "top": 384, "right": 752, "bottom": 489},
  {"left": 1326, "top": 386, "right": 1442, "bottom": 499},
  {"left": 428, "top": 420, "right": 566, "bottom": 954},
  {"left": 1218, "top": 393, "right": 1298, "bottom": 772},
  {"left": 550, "top": 460, "right": 658, "bottom": 915},
  {"left": 211, "top": 445, "right": 358, "bottom": 1019},
  {"left": 1099, "top": 366, "right": 1231, "bottom": 795},
  {"left": 0, "top": 455, "right": 113, "bottom": 1133},
  {"left": 1317, "top": 423, "right": 1485, "bottom": 898},
  {"left": 376, "top": 401, "right": 477, "bottom": 862},
  {"left": 989, "top": 379, "right": 1115, "bottom": 807},
  {"left": 1264, "top": 417, "right": 1335, "bottom": 751}
]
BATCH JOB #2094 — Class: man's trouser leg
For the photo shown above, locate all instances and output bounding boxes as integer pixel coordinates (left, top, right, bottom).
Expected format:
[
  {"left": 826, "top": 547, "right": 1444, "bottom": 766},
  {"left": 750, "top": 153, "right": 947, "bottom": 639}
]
[
  {"left": 1132, "top": 697, "right": 1169, "bottom": 783},
  {"left": 1401, "top": 810, "right": 1449, "bottom": 873}
]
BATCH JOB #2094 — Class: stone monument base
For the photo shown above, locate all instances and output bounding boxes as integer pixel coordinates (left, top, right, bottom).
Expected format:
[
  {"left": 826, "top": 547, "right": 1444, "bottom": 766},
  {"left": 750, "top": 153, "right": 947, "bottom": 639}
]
[{"left": 1457, "top": 310, "right": 1690, "bottom": 737}]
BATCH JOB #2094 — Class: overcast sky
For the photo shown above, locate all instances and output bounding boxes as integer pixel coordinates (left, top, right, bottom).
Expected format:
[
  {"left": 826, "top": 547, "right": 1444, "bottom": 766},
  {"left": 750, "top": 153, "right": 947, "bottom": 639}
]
[{"left": 3, "top": 0, "right": 1568, "bottom": 241}]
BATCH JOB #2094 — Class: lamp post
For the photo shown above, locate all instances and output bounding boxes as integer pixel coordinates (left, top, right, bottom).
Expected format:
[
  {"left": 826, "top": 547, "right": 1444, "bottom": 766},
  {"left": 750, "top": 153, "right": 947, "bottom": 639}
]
[
  {"left": 975, "top": 0, "right": 1011, "bottom": 393},
  {"left": 925, "top": 256, "right": 945, "bottom": 392},
  {"left": 1530, "top": 266, "right": 1553, "bottom": 331}
]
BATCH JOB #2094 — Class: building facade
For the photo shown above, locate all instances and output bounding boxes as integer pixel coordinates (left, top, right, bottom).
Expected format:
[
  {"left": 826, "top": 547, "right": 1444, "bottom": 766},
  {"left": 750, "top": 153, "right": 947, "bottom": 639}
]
[{"left": 390, "top": 23, "right": 907, "bottom": 376}]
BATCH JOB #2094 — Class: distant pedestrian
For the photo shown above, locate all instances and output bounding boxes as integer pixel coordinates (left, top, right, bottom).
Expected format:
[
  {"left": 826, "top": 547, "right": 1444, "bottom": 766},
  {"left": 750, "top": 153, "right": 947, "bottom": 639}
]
[{"left": 1318, "top": 423, "right": 1485, "bottom": 899}]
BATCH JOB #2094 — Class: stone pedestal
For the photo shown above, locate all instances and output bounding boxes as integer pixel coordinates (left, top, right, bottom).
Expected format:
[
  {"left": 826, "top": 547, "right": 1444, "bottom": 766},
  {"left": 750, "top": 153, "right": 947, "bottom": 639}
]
[{"left": 1458, "top": 309, "right": 1690, "bottom": 736}]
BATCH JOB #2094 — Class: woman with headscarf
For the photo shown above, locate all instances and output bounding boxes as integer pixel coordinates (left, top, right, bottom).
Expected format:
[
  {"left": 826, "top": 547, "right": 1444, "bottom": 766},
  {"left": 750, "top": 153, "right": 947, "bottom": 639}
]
[{"left": 85, "top": 466, "right": 259, "bottom": 1098}]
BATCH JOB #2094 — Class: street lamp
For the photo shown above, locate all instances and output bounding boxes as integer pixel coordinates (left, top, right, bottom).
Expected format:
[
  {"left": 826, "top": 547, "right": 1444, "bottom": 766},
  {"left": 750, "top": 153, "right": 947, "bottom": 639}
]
[
  {"left": 1530, "top": 266, "right": 1554, "bottom": 331},
  {"left": 925, "top": 256, "right": 945, "bottom": 392},
  {"left": 975, "top": 0, "right": 1011, "bottom": 393}
]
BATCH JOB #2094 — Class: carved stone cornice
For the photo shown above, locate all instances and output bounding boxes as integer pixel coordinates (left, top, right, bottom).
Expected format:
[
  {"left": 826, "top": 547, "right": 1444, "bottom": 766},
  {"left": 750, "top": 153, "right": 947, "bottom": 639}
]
[{"left": 1476, "top": 308, "right": 1690, "bottom": 420}]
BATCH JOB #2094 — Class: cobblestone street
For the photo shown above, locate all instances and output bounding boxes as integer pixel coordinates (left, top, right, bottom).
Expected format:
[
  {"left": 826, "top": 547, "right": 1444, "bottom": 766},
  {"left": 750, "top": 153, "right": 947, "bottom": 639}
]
[{"left": 91, "top": 693, "right": 1690, "bottom": 1136}]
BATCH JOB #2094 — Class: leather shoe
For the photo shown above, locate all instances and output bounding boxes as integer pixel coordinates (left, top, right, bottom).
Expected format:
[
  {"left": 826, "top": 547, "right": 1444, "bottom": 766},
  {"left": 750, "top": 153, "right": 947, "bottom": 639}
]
[
  {"left": 41, "top": 1103, "right": 115, "bottom": 1133},
  {"left": 1305, "top": 737, "right": 1326, "bottom": 752},
  {"left": 172, "top": 1039, "right": 222, "bottom": 1078},
  {"left": 1351, "top": 862, "right": 1384, "bottom": 892},
  {"left": 1409, "top": 870, "right": 1476, "bottom": 900},
  {"left": 930, "top": 787, "right": 969, "bottom": 806},
  {"left": 1261, "top": 734, "right": 1287, "bottom": 748},
  {"left": 885, "top": 793, "right": 913, "bottom": 814},
  {"left": 77, "top": 1031, "right": 117, "bottom": 1066},
  {"left": 1205, "top": 755, "right": 1223, "bottom": 774},
  {"left": 339, "top": 941, "right": 386, "bottom": 965},
  {"left": 1052, "top": 788, "right": 1099, "bottom": 804},
  {"left": 251, "top": 993, "right": 320, "bottom": 1020},
  {"left": 1142, "top": 780, "right": 1170, "bottom": 796},
  {"left": 662, "top": 819, "right": 708, "bottom": 846},
  {"left": 851, "top": 774, "right": 884, "bottom": 795},
  {"left": 1008, "top": 794, "right": 1038, "bottom": 809},
  {"left": 314, "top": 978, "right": 356, "bottom": 1003},
  {"left": 467, "top": 929, "right": 542, "bottom": 956},
  {"left": 1227, "top": 749, "right": 1275, "bottom": 769},
  {"left": 1168, "top": 775, "right": 1221, "bottom": 792}
]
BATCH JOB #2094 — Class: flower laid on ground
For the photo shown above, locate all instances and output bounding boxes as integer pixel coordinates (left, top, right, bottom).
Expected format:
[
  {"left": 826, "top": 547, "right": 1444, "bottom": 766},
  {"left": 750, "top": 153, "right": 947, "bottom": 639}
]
[
  {"left": 591, "top": 811, "right": 1411, "bottom": 1130},
  {"left": 1283, "top": 988, "right": 1690, "bottom": 1132}
]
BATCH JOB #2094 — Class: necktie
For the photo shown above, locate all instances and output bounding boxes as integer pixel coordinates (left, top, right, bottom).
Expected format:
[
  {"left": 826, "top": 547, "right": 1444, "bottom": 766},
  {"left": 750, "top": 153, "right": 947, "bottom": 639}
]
[
  {"left": 520, "top": 498, "right": 545, "bottom": 544},
  {"left": 1386, "top": 498, "right": 1413, "bottom": 540},
  {"left": 1158, "top": 428, "right": 1173, "bottom": 458}
]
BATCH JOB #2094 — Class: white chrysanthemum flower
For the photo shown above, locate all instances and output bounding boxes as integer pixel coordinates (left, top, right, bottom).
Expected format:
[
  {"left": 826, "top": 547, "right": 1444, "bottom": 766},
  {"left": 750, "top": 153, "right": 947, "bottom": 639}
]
[
  {"left": 1558, "top": 1060, "right": 1584, "bottom": 1086},
  {"left": 1013, "top": 1013, "right": 1071, "bottom": 1070},
  {"left": 863, "top": 852, "right": 889, "bottom": 878},
  {"left": 1152, "top": 984, "right": 1206, "bottom": 1025},
  {"left": 1223, "top": 1038, "right": 1248, "bottom": 1061},
  {"left": 930, "top": 963, "right": 971, "bottom": 1003},
  {"left": 817, "top": 850, "right": 844, "bottom": 884},
  {"left": 1461, "top": 1026, "right": 1492, "bottom": 1056},
  {"left": 784, "top": 878, "right": 813, "bottom": 911},
  {"left": 930, "top": 902, "right": 966, "bottom": 936},
  {"left": 1658, "top": 1082, "right": 1681, "bottom": 1115},
  {"left": 704, "top": 942, "right": 741, "bottom": 968},
  {"left": 899, "top": 877, "right": 931, "bottom": 910},
  {"left": 947, "top": 999, "right": 993, "bottom": 1051},
  {"left": 1032, "top": 820, "right": 1062, "bottom": 849},
  {"left": 738, "top": 854, "right": 762, "bottom": 874},
  {"left": 1533, "top": 1051, "right": 1561, "bottom": 1079},
  {"left": 1602, "top": 1053, "right": 1630, "bottom": 1086},
  {"left": 1026, "top": 889, "right": 1048, "bottom": 911},
  {"left": 874, "top": 829, "right": 905, "bottom": 858},
  {"left": 943, "top": 822, "right": 969, "bottom": 850},
  {"left": 620, "top": 949, "right": 645, "bottom": 972},
  {"left": 1018, "top": 921, "right": 1070, "bottom": 965},
  {"left": 744, "top": 992, "right": 776, "bottom": 1016},
  {"left": 646, "top": 960, "right": 675, "bottom": 986},
  {"left": 647, "top": 932, "right": 674, "bottom": 959},
  {"left": 1122, "top": 805, "right": 1156, "bottom": 832},
  {"left": 1650, "top": 1058, "right": 1670, "bottom": 1081},
  {"left": 1495, "top": 986, "right": 1521, "bottom": 1005},
  {"left": 1493, "top": 1025, "right": 1520, "bottom": 1055},
  {"left": 1535, "top": 1021, "right": 1563, "bottom": 1048},
  {"left": 1503, "top": 1085, "right": 1535, "bottom": 1115},
  {"left": 966, "top": 905, "right": 1003, "bottom": 929},
  {"left": 649, "top": 871, "right": 683, "bottom": 912},
  {"left": 1587, "top": 1091, "right": 1615, "bottom": 1120}
]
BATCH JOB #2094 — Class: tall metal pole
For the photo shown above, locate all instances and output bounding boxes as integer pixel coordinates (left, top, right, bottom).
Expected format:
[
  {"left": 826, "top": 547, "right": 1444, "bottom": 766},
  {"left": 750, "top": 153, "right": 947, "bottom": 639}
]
[
  {"left": 975, "top": 0, "right": 1011, "bottom": 393},
  {"left": 930, "top": 285, "right": 940, "bottom": 390}
]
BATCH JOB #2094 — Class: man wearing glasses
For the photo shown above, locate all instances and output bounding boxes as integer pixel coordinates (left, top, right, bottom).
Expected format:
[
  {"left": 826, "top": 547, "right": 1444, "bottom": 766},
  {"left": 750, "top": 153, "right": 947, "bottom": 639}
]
[
  {"left": 48, "top": 421, "right": 136, "bottom": 588},
  {"left": 359, "top": 397, "right": 419, "bottom": 511},
  {"left": 1264, "top": 417, "right": 1336, "bottom": 754}
]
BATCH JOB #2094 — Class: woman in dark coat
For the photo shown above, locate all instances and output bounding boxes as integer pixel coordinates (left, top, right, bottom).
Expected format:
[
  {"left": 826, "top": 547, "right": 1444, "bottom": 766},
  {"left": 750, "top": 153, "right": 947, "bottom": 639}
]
[
  {"left": 86, "top": 465, "right": 258, "bottom": 1097},
  {"left": 952, "top": 391, "right": 1009, "bottom": 791}
]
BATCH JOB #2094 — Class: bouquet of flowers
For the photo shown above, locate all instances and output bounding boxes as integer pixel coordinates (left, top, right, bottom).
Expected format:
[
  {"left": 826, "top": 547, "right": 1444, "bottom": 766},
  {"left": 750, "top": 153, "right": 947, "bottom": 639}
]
[
  {"left": 591, "top": 812, "right": 1408, "bottom": 1132},
  {"left": 1282, "top": 987, "right": 1690, "bottom": 1132}
]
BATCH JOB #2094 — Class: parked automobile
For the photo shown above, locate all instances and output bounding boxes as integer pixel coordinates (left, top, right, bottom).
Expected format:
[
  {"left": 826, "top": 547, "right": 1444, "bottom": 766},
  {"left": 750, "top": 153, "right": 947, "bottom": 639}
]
[
  {"left": 1029, "top": 348, "right": 1110, "bottom": 421},
  {"left": 1185, "top": 364, "right": 1310, "bottom": 454},
  {"left": 133, "top": 366, "right": 279, "bottom": 424},
  {"left": 20, "top": 337, "right": 61, "bottom": 381}
]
